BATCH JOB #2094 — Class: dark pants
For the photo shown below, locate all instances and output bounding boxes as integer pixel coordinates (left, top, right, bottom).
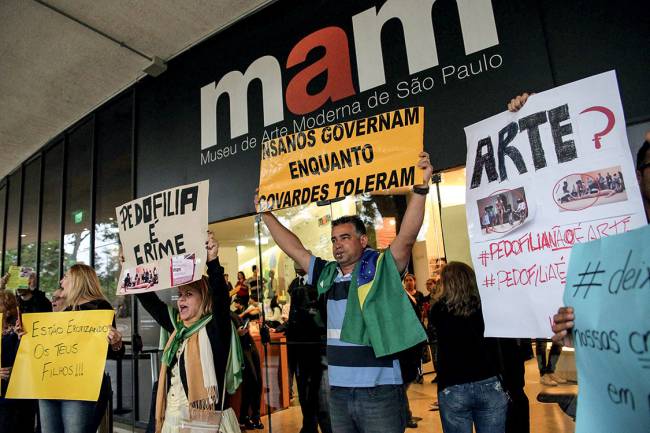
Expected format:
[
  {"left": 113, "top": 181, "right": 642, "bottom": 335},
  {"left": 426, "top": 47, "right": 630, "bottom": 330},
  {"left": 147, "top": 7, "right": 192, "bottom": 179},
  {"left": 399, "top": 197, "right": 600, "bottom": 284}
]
[
  {"left": 295, "top": 354, "right": 331, "bottom": 433},
  {"left": 0, "top": 399, "right": 37, "bottom": 432},
  {"left": 403, "top": 383, "right": 413, "bottom": 420},
  {"left": 535, "top": 339, "right": 561, "bottom": 376},
  {"left": 506, "top": 388, "right": 529, "bottom": 433},
  {"left": 240, "top": 347, "right": 262, "bottom": 421},
  {"left": 287, "top": 343, "right": 298, "bottom": 397},
  {"left": 492, "top": 337, "right": 530, "bottom": 433},
  {"left": 329, "top": 385, "right": 406, "bottom": 433}
]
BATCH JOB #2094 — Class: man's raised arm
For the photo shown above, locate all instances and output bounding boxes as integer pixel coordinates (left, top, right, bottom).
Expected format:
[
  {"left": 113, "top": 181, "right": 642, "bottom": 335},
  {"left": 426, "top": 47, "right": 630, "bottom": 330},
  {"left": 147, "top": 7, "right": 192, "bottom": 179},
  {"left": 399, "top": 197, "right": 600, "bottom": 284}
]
[
  {"left": 390, "top": 152, "right": 433, "bottom": 272},
  {"left": 255, "top": 191, "right": 312, "bottom": 272}
]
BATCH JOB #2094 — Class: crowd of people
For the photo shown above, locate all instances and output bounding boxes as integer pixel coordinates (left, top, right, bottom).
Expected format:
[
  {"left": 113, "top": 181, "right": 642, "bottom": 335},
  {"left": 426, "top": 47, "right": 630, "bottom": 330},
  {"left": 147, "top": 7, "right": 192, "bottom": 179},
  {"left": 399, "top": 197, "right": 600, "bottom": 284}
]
[
  {"left": 0, "top": 93, "right": 648, "bottom": 433},
  {"left": 556, "top": 170, "right": 626, "bottom": 204}
]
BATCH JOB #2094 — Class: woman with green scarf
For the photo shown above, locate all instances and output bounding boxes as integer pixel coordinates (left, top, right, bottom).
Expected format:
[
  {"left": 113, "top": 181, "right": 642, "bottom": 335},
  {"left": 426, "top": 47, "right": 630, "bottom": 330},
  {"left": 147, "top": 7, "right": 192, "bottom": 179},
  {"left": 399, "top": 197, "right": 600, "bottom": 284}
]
[{"left": 136, "top": 232, "right": 235, "bottom": 433}]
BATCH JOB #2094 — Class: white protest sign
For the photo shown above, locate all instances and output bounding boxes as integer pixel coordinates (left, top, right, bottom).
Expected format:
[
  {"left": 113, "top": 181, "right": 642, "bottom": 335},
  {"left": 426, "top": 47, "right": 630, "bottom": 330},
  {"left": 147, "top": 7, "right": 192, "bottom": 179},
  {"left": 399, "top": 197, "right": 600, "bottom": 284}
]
[
  {"left": 464, "top": 71, "right": 646, "bottom": 337},
  {"left": 116, "top": 180, "right": 209, "bottom": 295}
]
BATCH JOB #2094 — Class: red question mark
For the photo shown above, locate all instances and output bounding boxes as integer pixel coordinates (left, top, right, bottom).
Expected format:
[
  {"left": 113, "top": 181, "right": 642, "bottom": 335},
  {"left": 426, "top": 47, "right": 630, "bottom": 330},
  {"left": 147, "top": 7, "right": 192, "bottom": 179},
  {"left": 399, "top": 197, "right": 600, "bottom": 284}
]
[{"left": 579, "top": 106, "right": 615, "bottom": 149}]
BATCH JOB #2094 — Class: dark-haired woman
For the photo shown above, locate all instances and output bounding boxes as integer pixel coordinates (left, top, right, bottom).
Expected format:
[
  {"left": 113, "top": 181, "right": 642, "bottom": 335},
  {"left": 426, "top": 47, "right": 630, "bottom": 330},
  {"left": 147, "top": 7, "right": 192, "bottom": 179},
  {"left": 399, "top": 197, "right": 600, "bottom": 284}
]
[
  {"left": 0, "top": 291, "right": 21, "bottom": 431},
  {"left": 234, "top": 271, "right": 250, "bottom": 306},
  {"left": 429, "top": 262, "right": 507, "bottom": 433}
]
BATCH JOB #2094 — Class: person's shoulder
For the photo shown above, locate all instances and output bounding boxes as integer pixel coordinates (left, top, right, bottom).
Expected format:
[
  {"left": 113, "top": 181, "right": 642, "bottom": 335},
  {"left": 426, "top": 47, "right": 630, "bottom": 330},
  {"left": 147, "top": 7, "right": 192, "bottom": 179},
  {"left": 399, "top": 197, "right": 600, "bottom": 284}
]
[{"left": 80, "top": 298, "right": 113, "bottom": 311}]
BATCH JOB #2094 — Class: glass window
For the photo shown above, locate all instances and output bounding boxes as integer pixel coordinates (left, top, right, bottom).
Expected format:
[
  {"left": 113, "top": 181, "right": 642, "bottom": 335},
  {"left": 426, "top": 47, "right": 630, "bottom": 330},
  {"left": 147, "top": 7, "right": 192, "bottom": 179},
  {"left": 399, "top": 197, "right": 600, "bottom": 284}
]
[
  {"left": 20, "top": 157, "right": 41, "bottom": 271},
  {"left": 438, "top": 167, "right": 472, "bottom": 265},
  {"left": 63, "top": 120, "right": 93, "bottom": 269},
  {"left": 95, "top": 96, "right": 133, "bottom": 331},
  {"left": 4, "top": 169, "right": 22, "bottom": 268},
  {"left": 40, "top": 141, "right": 64, "bottom": 294}
]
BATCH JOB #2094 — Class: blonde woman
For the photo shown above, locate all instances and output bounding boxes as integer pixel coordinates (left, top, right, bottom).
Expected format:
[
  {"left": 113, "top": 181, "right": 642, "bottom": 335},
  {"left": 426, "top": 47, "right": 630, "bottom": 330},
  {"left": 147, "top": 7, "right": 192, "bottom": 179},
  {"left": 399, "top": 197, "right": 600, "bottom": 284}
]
[
  {"left": 135, "top": 232, "right": 236, "bottom": 433},
  {"left": 430, "top": 262, "right": 507, "bottom": 433},
  {"left": 38, "top": 263, "right": 124, "bottom": 433}
]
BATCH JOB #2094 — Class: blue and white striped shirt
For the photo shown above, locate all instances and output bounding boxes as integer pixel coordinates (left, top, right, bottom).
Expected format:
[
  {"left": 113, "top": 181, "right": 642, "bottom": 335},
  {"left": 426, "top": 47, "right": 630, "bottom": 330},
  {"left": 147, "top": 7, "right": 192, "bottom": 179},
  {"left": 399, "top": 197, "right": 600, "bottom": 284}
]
[{"left": 308, "top": 255, "right": 402, "bottom": 387}]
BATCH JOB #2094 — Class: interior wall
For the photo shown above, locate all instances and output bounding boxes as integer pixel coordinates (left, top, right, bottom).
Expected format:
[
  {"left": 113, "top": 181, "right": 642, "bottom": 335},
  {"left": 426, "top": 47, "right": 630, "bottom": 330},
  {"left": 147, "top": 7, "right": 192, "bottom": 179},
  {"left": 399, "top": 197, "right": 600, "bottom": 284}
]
[{"left": 441, "top": 204, "right": 472, "bottom": 267}]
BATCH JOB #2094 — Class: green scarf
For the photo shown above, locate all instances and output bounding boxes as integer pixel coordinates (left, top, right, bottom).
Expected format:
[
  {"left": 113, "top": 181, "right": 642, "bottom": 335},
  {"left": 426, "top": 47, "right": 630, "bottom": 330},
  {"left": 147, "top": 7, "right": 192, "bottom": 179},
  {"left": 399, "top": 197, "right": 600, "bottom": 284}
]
[
  {"left": 225, "top": 322, "right": 244, "bottom": 394},
  {"left": 161, "top": 308, "right": 213, "bottom": 366},
  {"left": 317, "top": 249, "right": 427, "bottom": 357}
]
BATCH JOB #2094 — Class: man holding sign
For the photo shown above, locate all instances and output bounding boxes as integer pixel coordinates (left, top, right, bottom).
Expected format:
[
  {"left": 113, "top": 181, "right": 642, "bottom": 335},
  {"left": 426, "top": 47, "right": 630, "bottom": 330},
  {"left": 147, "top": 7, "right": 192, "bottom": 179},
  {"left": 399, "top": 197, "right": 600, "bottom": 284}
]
[
  {"left": 0, "top": 269, "right": 52, "bottom": 314},
  {"left": 257, "top": 107, "right": 424, "bottom": 211},
  {"left": 255, "top": 151, "right": 432, "bottom": 433}
]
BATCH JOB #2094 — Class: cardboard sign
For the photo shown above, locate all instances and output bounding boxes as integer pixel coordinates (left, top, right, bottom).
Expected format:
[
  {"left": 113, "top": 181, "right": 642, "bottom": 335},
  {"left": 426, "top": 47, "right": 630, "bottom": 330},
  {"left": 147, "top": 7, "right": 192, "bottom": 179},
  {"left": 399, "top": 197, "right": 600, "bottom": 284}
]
[
  {"left": 564, "top": 225, "right": 650, "bottom": 433},
  {"left": 116, "top": 180, "right": 209, "bottom": 295},
  {"left": 258, "top": 107, "right": 424, "bottom": 211},
  {"left": 6, "top": 265, "right": 33, "bottom": 290},
  {"left": 6, "top": 310, "right": 115, "bottom": 401},
  {"left": 464, "top": 71, "right": 646, "bottom": 337}
]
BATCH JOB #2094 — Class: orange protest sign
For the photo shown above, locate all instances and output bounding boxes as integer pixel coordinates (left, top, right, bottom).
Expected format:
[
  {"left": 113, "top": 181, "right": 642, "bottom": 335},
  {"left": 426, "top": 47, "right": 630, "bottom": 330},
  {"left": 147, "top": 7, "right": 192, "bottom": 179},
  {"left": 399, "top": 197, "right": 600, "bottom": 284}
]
[{"left": 258, "top": 107, "right": 424, "bottom": 211}]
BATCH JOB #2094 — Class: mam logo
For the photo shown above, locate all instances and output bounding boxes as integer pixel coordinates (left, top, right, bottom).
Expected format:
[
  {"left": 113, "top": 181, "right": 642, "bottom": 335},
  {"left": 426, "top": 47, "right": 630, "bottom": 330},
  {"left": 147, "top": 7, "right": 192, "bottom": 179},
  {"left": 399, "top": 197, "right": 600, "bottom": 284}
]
[{"left": 200, "top": 0, "right": 499, "bottom": 151}]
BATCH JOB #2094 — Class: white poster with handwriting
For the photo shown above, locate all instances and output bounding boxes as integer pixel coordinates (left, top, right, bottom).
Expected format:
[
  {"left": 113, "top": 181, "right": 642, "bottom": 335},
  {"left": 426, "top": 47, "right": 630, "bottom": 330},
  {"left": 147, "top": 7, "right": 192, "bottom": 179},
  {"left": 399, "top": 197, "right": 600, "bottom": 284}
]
[
  {"left": 116, "top": 181, "right": 209, "bottom": 295},
  {"left": 464, "top": 71, "right": 646, "bottom": 337}
]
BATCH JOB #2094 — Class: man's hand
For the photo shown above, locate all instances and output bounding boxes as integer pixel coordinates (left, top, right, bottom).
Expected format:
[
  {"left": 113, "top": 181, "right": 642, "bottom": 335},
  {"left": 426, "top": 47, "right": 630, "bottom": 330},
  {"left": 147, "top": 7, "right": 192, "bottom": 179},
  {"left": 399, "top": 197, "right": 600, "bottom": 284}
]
[
  {"left": 254, "top": 188, "right": 260, "bottom": 209},
  {"left": 417, "top": 151, "right": 433, "bottom": 186},
  {"left": 507, "top": 93, "right": 533, "bottom": 112},
  {"left": 206, "top": 230, "right": 219, "bottom": 262},
  {"left": 551, "top": 307, "right": 574, "bottom": 348},
  {"left": 254, "top": 187, "right": 270, "bottom": 213}
]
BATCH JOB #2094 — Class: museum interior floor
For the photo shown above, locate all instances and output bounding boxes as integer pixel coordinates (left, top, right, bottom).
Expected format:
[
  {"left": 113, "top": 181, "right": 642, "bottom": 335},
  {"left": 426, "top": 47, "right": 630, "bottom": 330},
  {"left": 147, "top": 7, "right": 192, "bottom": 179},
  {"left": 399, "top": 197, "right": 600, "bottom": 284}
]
[{"left": 116, "top": 355, "right": 577, "bottom": 433}]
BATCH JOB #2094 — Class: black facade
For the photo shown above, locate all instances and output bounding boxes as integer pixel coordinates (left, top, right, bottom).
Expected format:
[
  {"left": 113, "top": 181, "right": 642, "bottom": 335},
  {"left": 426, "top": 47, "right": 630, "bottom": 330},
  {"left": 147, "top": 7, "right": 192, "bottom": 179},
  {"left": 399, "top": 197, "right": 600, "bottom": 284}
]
[{"left": 1, "top": 0, "right": 649, "bottom": 426}]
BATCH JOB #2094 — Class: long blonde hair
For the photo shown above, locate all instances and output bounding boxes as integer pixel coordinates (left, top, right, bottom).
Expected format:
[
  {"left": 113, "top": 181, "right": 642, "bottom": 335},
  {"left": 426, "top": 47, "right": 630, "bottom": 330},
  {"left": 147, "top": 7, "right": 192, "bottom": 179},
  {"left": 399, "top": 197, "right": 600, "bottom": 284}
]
[
  {"left": 179, "top": 276, "right": 213, "bottom": 319},
  {"left": 440, "top": 262, "right": 481, "bottom": 317},
  {"left": 64, "top": 263, "right": 109, "bottom": 309}
]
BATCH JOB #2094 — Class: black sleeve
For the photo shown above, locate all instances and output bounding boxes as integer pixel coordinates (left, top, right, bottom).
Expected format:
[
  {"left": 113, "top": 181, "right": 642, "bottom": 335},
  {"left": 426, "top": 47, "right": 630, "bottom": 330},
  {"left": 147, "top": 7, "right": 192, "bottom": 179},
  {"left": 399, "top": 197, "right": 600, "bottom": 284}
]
[
  {"left": 84, "top": 299, "right": 127, "bottom": 360},
  {"left": 309, "top": 257, "right": 328, "bottom": 326},
  {"left": 136, "top": 292, "right": 174, "bottom": 333},
  {"left": 206, "top": 257, "right": 231, "bottom": 343}
]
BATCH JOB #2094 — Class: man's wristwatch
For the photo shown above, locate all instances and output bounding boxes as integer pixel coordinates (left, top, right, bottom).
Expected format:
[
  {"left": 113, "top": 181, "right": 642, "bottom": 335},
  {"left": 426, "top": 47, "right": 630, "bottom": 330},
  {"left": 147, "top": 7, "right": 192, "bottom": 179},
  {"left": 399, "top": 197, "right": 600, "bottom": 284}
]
[{"left": 412, "top": 185, "right": 430, "bottom": 195}]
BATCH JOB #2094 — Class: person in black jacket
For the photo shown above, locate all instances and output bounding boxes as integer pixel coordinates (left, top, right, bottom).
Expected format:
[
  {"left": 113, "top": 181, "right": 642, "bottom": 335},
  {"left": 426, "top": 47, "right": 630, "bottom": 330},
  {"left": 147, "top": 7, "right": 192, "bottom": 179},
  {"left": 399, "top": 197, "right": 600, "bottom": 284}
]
[
  {"left": 431, "top": 262, "right": 508, "bottom": 433},
  {"left": 0, "top": 271, "right": 52, "bottom": 314},
  {"left": 0, "top": 291, "right": 21, "bottom": 432},
  {"left": 230, "top": 311, "right": 263, "bottom": 430},
  {"left": 277, "top": 265, "right": 331, "bottom": 433},
  {"left": 136, "top": 231, "right": 232, "bottom": 433},
  {"left": 0, "top": 270, "right": 53, "bottom": 433}
]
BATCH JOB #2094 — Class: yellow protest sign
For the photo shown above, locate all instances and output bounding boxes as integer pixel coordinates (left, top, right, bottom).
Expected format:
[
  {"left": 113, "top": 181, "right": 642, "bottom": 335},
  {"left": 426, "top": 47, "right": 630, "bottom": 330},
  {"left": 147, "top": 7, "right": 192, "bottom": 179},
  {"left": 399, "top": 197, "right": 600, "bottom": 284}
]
[
  {"left": 6, "top": 310, "right": 114, "bottom": 401},
  {"left": 6, "top": 265, "right": 33, "bottom": 290},
  {"left": 258, "top": 107, "right": 424, "bottom": 211}
]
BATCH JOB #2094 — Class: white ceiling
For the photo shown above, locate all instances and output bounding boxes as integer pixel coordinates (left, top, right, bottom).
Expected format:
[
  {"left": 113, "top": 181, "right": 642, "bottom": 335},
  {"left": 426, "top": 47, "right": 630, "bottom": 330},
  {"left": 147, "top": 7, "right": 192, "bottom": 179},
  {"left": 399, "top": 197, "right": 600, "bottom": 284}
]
[{"left": 0, "top": 0, "right": 273, "bottom": 178}]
